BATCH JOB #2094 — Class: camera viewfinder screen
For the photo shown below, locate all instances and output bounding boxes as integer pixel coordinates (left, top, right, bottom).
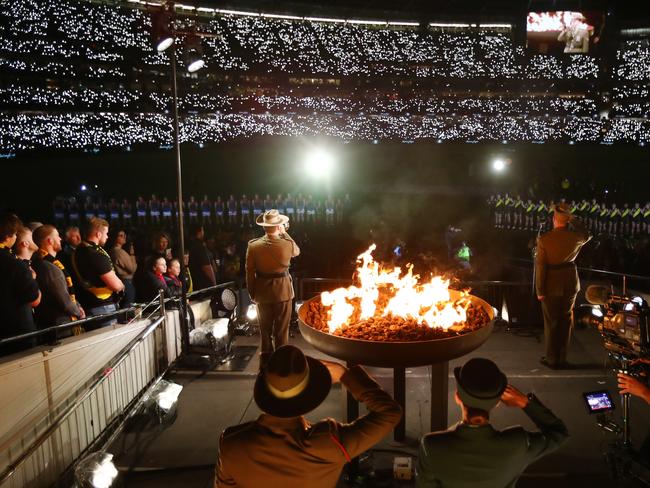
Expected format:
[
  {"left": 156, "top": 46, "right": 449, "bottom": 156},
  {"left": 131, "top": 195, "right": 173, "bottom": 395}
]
[{"left": 583, "top": 391, "right": 614, "bottom": 414}]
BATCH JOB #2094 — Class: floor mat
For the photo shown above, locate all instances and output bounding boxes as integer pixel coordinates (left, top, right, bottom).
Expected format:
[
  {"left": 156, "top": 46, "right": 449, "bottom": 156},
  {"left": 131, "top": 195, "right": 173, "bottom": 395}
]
[{"left": 212, "top": 345, "right": 258, "bottom": 372}]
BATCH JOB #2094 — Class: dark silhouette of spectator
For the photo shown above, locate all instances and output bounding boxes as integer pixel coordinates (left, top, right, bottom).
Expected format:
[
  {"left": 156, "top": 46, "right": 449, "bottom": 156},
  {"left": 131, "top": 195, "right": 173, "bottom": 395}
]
[
  {"left": 0, "top": 213, "right": 41, "bottom": 354},
  {"left": 188, "top": 224, "right": 216, "bottom": 290}
]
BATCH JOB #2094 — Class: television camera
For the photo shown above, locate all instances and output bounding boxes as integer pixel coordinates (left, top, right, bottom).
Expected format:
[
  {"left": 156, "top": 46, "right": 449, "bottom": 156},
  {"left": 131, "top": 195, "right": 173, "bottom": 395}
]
[{"left": 584, "top": 284, "right": 650, "bottom": 484}]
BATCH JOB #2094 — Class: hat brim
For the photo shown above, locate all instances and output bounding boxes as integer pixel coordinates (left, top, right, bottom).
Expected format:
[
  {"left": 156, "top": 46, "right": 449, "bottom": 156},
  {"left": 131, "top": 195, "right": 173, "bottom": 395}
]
[
  {"left": 256, "top": 213, "right": 290, "bottom": 227},
  {"left": 454, "top": 366, "right": 507, "bottom": 411},
  {"left": 254, "top": 356, "right": 332, "bottom": 417}
]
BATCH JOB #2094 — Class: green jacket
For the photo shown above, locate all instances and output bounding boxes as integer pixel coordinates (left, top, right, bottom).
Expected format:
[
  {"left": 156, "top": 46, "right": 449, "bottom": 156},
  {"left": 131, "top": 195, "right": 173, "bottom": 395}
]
[{"left": 416, "top": 396, "right": 568, "bottom": 488}]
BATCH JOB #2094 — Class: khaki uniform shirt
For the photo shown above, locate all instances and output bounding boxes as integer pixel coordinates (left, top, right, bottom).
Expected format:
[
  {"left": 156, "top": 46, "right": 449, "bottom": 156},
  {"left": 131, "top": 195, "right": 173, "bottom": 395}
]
[
  {"left": 245, "top": 233, "right": 300, "bottom": 303},
  {"left": 215, "top": 366, "right": 402, "bottom": 488},
  {"left": 535, "top": 222, "right": 591, "bottom": 298}
]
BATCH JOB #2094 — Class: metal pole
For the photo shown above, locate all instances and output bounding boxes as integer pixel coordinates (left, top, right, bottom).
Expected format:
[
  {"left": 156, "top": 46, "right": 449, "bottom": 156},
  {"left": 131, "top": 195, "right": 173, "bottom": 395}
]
[
  {"left": 393, "top": 366, "right": 406, "bottom": 441},
  {"left": 430, "top": 362, "right": 449, "bottom": 432},
  {"left": 170, "top": 34, "right": 190, "bottom": 353}
]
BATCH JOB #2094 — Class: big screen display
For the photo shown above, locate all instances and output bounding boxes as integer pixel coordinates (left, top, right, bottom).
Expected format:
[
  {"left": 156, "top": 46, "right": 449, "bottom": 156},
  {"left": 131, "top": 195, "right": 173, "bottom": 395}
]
[{"left": 527, "top": 11, "right": 603, "bottom": 54}]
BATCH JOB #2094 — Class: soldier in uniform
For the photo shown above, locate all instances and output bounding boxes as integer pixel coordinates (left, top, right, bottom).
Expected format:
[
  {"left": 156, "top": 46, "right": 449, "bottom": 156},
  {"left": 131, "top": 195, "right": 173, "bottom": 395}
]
[
  {"left": 201, "top": 195, "right": 212, "bottom": 228},
  {"left": 227, "top": 195, "right": 238, "bottom": 227},
  {"left": 246, "top": 210, "right": 300, "bottom": 367},
  {"left": 494, "top": 194, "right": 504, "bottom": 229},
  {"left": 135, "top": 196, "right": 147, "bottom": 227},
  {"left": 252, "top": 194, "right": 264, "bottom": 222},
  {"left": 149, "top": 194, "right": 161, "bottom": 226},
  {"left": 631, "top": 202, "right": 642, "bottom": 236},
  {"left": 121, "top": 198, "right": 132, "bottom": 228},
  {"left": 240, "top": 194, "right": 251, "bottom": 227},
  {"left": 161, "top": 197, "right": 173, "bottom": 227},
  {"left": 535, "top": 203, "right": 591, "bottom": 369},
  {"left": 609, "top": 203, "right": 621, "bottom": 236},
  {"left": 188, "top": 195, "right": 199, "bottom": 225},
  {"left": 524, "top": 199, "right": 535, "bottom": 231},
  {"left": 108, "top": 198, "right": 120, "bottom": 225},
  {"left": 587, "top": 198, "right": 599, "bottom": 234},
  {"left": 513, "top": 195, "right": 524, "bottom": 230},
  {"left": 214, "top": 196, "right": 225, "bottom": 228}
]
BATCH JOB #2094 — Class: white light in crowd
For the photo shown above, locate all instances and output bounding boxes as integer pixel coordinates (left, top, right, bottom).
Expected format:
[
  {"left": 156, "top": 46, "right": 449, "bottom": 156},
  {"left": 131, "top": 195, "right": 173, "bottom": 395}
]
[
  {"left": 591, "top": 307, "right": 603, "bottom": 318},
  {"left": 80, "top": 184, "right": 87, "bottom": 191},
  {"left": 246, "top": 304, "right": 258, "bottom": 321},
  {"left": 304, "top": 147, "right": 335, "bottom": 178},
  {"left": 492, "top": 158, "right": 506, "bottom": 172},
  {"left": 91, "top": 454, "right": 119, "bottom": 488}
]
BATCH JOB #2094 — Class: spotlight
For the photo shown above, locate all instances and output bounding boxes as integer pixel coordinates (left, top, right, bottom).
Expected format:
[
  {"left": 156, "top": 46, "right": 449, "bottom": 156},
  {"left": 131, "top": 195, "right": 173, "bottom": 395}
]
[
  {"left": 591, "top": 307, "right": 603, "bottom": 318},
  {"left": 152, "top": 7, "right": 173, "bottom": 52},
  {"left": 185, "top": 34, "right": 205, "bottom": 73},
  {"left": 492, "top": 158, "right": 506, "bottom": 172},
  {"left": 246, "top": 304, "right": 258, "bottom": 322},
  {"left": 144, "top": 379, "right": 183, "bottom": 424},
  {"left": 304, "top": 147, "right": 335, "bottom": 178},
  {"left": 210, "top": 287, "right": 238, "bottom": 318},
  {"left": 80, "top": 184, "right": 87, "bottom": 191},
  {"left": 74, "top": 452, "right": 118, "bottom": 488}
]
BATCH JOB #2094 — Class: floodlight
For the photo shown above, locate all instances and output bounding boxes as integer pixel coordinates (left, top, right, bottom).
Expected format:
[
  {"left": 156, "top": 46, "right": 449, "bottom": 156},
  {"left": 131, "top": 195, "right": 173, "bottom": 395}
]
[
  {"left": 492, "top": 158, "right": 506, "bottom": 172},
  {"left": 304, "top": 148, "right": 335, "bottom": 178},
  {"left": 210, "top": 287, "right": 237, "bottom": 318},
  {"left": 153, "top": 380, "right": 183, "bottom": 412},
  {"left": 152, "top": 8, "right": 173, "bottom": 52},
  {"left": 185, "top": 34, "right": 205, "bottom": 73},
  {"left": 246, "top": 304, "right": 258, "bottom": 321},
  {"left": 74, "top": 452, "right": 118, "bottom": 488}
]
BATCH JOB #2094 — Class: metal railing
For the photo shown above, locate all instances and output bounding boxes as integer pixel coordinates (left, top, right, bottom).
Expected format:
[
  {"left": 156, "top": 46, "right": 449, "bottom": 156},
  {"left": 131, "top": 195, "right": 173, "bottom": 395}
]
[{"left": 0, "top": 292, "right": 173, "bottom": 488}]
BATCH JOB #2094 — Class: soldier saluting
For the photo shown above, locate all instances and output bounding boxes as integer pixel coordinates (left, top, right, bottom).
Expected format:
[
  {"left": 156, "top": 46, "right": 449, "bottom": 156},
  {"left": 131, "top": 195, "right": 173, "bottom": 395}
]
[
  {"left": 246, "top": 210, "right": 300, "bottom": 368},
  {"left": 535, "top": 203, "right": 591, "bottom": 369}
]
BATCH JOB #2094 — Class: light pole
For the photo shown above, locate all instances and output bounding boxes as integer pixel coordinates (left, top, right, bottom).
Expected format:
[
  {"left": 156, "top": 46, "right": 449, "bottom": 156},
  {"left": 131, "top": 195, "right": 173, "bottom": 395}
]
[{"left": 152, "top": 2, "right": 205, "bottom": 352}]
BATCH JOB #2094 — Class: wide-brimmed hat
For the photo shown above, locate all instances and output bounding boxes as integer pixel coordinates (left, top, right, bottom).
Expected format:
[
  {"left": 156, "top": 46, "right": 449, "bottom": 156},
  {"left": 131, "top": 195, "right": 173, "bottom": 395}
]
[
  {"left": 254, "top": 345, "right": 331, "bottom": 418},
  {"left": 454, "top": 358, "right": 507, "bottom": 411},
  {"left": 256, "top": 209, "right": 289, "bottom": 227}
]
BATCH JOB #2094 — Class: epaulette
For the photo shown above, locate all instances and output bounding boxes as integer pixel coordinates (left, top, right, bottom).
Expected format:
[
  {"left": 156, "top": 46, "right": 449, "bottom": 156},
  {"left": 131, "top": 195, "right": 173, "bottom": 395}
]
[
  {"left": 222, "top": 421, "right": 256, "bottom": 439},
  {"left": 248, "top": 237, "right": 263, "bottom": 244}
]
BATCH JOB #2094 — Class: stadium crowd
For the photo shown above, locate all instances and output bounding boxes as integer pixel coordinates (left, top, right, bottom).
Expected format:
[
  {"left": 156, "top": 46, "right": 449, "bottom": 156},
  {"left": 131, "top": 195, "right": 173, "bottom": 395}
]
[{"left": 1, "top": 0, "right": 650, "bottom": 151}]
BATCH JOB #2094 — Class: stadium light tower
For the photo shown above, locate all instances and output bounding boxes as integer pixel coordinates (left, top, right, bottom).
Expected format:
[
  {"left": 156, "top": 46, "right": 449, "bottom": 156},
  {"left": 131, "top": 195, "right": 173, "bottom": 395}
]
[{"left": 152, "top": 1, "right": 207, "bottom": 352}]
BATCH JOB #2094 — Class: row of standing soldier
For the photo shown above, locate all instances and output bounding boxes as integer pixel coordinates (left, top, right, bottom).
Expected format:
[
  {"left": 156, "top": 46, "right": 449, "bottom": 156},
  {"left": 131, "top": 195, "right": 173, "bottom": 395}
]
[
  {"left": 488, "top": 194, "right": 650, "bottom": 236},
  {"left": 52, "top": 193, "right": 352, "bottom": 228}
]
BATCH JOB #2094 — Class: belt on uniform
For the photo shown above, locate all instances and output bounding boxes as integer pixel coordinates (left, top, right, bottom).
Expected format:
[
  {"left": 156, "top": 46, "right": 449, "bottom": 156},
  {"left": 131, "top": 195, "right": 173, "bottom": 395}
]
[
  {"left": 545, "top": 261, "right": 576, "bottom": 270},
  {"left": 256, "top": 271, "right": 289, "bottom": 279}
]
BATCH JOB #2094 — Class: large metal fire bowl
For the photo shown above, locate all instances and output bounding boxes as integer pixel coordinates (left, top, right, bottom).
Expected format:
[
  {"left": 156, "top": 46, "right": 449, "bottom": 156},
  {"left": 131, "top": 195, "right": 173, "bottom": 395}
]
[{"left": 298, "top": 290, "right": 494, "bottom": 368}]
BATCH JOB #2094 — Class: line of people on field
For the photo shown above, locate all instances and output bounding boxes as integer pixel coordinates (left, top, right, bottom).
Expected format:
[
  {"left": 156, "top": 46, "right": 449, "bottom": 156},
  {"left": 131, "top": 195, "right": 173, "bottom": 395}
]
[
  {"left": 488, "top": 193, "right": 650, "bottom": 237},
  {"left": 51, "top": 193, "right": 352, "bottom": 231}
]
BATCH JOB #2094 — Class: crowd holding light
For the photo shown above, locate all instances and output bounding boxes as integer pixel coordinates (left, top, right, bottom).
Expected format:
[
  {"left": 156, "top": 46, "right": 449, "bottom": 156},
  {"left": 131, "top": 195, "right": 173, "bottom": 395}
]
[{"left": 0, "top": 0, "right": 649, "bottom": 152}]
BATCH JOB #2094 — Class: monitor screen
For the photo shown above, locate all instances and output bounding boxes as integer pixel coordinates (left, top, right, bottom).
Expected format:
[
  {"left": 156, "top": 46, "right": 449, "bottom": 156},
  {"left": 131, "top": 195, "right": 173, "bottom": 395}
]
[
  {"left": 527, "top": 11, "right": 603, "bottom": 54},
  {"left": 583, "top": 390, "right": 615, "bottom": 414}
]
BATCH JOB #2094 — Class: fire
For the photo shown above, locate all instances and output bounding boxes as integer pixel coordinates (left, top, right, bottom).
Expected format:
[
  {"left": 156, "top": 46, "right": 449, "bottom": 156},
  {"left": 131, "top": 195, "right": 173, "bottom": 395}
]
[{"left": 320, "top": 244, "right": 469, "bottom": 334}]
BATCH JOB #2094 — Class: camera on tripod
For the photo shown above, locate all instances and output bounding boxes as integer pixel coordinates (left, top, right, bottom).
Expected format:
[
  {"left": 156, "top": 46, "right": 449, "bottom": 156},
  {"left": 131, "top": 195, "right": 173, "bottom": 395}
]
[
  {"left": 585, "top": 285, "right": 649, "bottom": 365},
  {"left": 583, "top": 284, "right": 650, "bottom": 484}
]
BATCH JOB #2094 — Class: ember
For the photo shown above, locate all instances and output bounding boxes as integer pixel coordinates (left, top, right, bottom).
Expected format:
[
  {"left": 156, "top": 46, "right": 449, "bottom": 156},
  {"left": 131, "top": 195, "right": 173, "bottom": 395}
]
[{"left": 303, "top": 245, "right": 491, "bottom": 342}]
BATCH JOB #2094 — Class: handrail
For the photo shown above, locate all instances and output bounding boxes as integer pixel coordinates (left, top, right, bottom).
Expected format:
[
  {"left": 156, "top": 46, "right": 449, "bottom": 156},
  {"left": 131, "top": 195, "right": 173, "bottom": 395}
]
[
  {"left": 508, "top": 257, "right": 650, "bottom": 282},
  {"left": 0, "top": 282, "right": 238, "bottom": 348},
  {"left": 0, "top": 314, "right": 166, "bottom": 484}
]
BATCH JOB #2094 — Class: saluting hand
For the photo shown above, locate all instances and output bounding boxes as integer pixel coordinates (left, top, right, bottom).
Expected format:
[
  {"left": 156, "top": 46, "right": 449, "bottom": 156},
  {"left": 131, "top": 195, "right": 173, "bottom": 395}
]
[
  {"left": 500, "top": 385, "right": 529, "bottom": 409},
  {"left": 320, "top": 360, "right": 347, "bottom": 384}
]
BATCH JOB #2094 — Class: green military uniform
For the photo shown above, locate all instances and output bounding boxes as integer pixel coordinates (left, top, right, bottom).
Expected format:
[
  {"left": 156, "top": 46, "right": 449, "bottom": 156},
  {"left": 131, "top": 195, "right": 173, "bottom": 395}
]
[
  {"left": 246, "top": 230, "right": 300, "bottom": 360},
  {"left": 416, "top": 395, "right": 568, "bottom": 488},
  {"left": 535, "top": 211, "right": 591, "bottom": 367}
]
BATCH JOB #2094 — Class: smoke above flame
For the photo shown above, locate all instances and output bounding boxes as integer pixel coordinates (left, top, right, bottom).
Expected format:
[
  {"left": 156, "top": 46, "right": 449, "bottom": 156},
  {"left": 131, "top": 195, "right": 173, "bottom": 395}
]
[{"left": 320, "top": 244, "right": 469, "bottom": 334}]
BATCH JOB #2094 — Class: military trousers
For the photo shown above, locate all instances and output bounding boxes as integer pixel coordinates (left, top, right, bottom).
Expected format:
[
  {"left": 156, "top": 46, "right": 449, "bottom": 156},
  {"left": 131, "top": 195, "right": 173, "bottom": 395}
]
[
  {"left": 257, "top": 300, "right": 292, "bottom": 358},
  {"left": 541, "top": 294, "right": 576, "bottom": 366}
]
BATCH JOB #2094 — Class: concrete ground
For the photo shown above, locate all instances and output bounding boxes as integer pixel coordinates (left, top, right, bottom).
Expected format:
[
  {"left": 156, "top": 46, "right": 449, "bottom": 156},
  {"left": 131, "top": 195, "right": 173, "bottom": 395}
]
[{"left": 108, "top": 323, "right": 650, "bottom": 487}]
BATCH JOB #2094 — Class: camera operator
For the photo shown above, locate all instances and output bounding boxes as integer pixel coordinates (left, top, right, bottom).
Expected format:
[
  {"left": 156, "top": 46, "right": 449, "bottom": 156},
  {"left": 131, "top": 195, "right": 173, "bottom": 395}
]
[{"left": 618, "top": 358, "right": 650, "bottom": 404}]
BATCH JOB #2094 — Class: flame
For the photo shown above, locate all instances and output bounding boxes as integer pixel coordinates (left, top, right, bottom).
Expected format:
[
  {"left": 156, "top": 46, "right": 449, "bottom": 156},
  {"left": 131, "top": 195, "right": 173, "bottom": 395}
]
[{"left": 320, "top": 245, "right": 469, "bottom": 334}]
